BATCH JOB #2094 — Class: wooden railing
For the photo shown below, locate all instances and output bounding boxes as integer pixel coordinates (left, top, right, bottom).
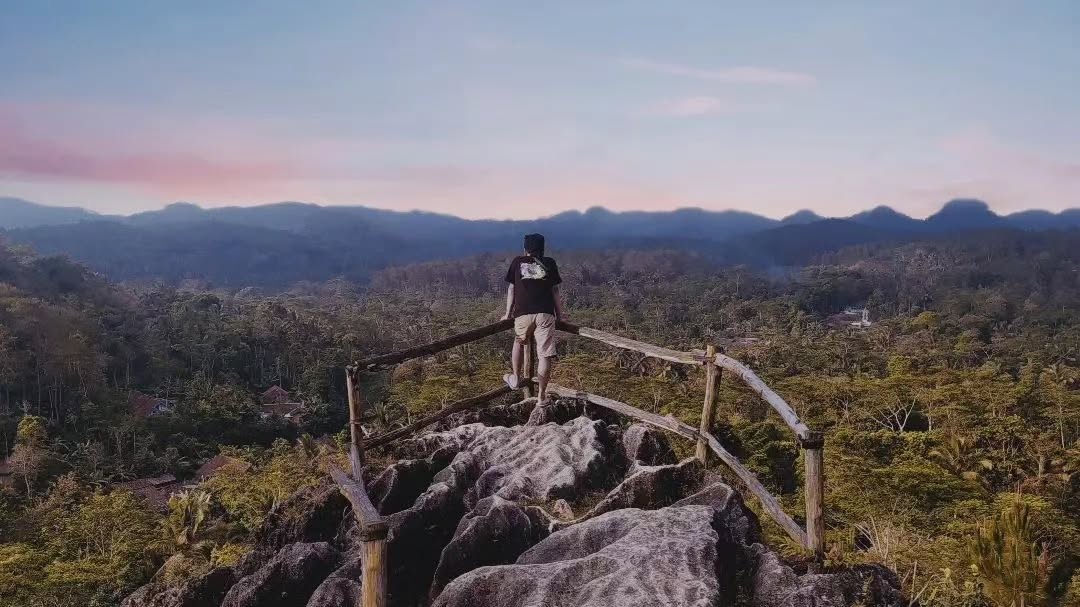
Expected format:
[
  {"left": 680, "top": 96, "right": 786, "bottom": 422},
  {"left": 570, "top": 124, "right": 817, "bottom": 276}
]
[{"left": 336, "top": 320, "right": 825, "bottom": 607}]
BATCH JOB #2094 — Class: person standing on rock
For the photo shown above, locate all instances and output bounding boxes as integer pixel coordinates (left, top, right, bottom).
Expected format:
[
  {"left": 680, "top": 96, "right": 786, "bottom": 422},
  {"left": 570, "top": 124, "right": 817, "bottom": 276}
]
[{"left": 501, "top": 233, "right": 565, "bottom": 402}]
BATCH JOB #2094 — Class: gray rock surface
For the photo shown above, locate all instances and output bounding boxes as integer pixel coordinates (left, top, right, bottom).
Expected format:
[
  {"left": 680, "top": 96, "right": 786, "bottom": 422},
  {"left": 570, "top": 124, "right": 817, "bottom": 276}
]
[
  {"left": 444, "top": 398, "right": 537, "bottom": 428},
  {"left": 305, "top": 552, "right": 362, "bottom": 607},
  {"left": 551, "top": 498, "right": 575, "bottom": 519},
  {"left": 749, "top": 547, "right": 905, "bottom": 607},
  {"left": 369, "top": 446, "right": 456, "bottom": 515},
  {"left": 121, "top": 568, "right": 236, "bottom": 607},
  {"left": 622, "top": 423, "right": 677, "bottom": 466},
  {"left": 221, "top": 542, "right": 339, "bottom": 607},
  {"left": 567, "top": 458, "right": 704, "bottom": 525},
  {"left": 241, "top": 482, "right": 347, "bottom": 573},
  {"left": 465, "top": 417, "right": 614, "bottom": 506},
  {"left": 429, "top": 495, "right": 551, "bottom": 601},
  {"left": 433, "top": 506, "right": 742, "bottom": 607},
  {"left": 674, "top": 481, "right": 762, "bottom": 546},
  {"left": 525, "top": 397, "right": 585, "bottom": 426}
]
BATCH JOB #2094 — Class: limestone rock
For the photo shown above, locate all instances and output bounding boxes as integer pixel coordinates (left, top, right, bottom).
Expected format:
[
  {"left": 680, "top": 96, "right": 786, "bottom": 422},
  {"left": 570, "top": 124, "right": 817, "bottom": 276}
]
[
  {"left": 750, "top": 547, "right": 905, "bottom": 607},
  {"left": 369, "top": 446, "right": 456, "bottom": 515},
  {"left": 466, "top": 416, "right": 614, "bottom": 507},
  {"left": 429, "top": 495, "right": 551, "bottom": 601},
  {"left": 525, "top": 397, "right": 584, "bottom": 426},
  {"left": 221, "top": 542, "right": 339, "bottom": 607},
  {"left": 305, "top": 552, "right": 362, "bottom": 607},
  {"left": 674, "top": 481, "right": 762, "bottom": 546},
  {"left": 241, "top": 482, "right": 347, "bottom": 573},
  {"left": 434, "top": 506, "right": 743, "bottom": 607},
  {"left": 121, "top": 568, "right": 236, "bottom": 607},
  {"left": 380, "top": 451, "right": 484, "bottom": 606},
  {"left": 622, "top": 423, "right": 677, "bottom": 466},
  {"left": 566, "top": 458, "right": 704, "bottom": 526},
  {"left": 444, "top": 398, "right": 537, "bottom": 428},
  {"left": 551, "top": 498, "right": 575, "bottom": 519}
]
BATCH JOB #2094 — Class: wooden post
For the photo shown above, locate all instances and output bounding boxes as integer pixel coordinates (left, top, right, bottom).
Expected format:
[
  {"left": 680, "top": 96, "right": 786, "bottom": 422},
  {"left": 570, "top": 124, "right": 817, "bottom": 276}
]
[
  {"left": 522, "top": 337, "right": 534, "bottom": 399},
  {"left": 695, "top": 344, "right": 719, "bottom": 463},
  {"left": 801, "top": 431, "right": 825, "bottom": 558},
  {"left": 361, "top": 528, "right": 388, "bottom": 607},
  {"left": 345, "top": 367, "right": 365, "bottom": 480}
]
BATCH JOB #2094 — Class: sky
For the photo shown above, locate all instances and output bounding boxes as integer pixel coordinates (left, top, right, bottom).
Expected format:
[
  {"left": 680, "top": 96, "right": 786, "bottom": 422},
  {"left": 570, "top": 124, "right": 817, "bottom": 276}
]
[{"left": 2, "top": 1, "right": 1079, "bottom": 219}]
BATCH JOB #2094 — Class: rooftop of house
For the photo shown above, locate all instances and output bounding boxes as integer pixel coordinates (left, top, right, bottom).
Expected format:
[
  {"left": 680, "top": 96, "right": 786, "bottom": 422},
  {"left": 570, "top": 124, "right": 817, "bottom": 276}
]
[
  {"left": 114, "top": 474, "right": 182, "bottom": 511},
  {"left": 260, "top": 385, "right": 292, "bottom": 404},
  {"left": 194, "top": 454, "right": 251, "bottom": 481}
]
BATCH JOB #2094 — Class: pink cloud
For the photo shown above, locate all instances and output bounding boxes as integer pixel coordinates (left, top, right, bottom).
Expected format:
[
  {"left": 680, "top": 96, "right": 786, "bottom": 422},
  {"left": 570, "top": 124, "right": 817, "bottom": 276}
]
[
  {"left": 622, "top": 58, "right": 815, "bottom": 85},
  {"left": 0, "top": 106, "right": 298, "bottom": 193}
]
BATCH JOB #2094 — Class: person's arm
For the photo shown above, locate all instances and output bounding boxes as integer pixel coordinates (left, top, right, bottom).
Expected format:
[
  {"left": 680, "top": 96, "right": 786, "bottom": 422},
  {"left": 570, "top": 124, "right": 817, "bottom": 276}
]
[
  {"left": 553, "top": 285, "right": 566, "bottom": 321},
  {"left": 502, "top": 260, "right": 517, "bottom": 320},
  {"left": 502, "top": 284, "right": 514, "bottom": 320}
]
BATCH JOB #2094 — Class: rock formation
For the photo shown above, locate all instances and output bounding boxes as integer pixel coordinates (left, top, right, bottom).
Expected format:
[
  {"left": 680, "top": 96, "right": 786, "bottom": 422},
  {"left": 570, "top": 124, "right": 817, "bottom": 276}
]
[{"left": 124, "top": 399, "right": 905, "bottom": 607}]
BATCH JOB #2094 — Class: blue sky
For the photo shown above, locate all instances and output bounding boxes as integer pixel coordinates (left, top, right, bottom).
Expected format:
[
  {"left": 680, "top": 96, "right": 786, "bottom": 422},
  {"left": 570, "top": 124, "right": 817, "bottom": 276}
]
[{"left": 2, "top": 1, "right": 1079, "bottom": 218}]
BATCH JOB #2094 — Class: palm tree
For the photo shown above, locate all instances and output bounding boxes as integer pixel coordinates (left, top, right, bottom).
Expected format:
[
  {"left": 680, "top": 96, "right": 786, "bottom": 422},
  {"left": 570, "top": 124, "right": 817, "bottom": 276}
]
[
  {"left": 930, "top": 434, "right": 994, "bottom": 487},
  {"left": 165, "top": 490, "right": 212, "bottom": 549}
]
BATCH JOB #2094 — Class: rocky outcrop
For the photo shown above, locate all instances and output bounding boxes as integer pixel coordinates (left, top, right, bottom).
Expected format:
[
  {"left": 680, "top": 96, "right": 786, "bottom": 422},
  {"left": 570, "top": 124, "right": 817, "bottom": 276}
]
[
  {"left": 674, "top": 482, "right": 761, "bottom": 546},
  {"left": 567, "top": 458, "right": 704, "bottom": 525},
  {"left": 433, "top": 505, "right": 745, "bottom": 607},
  {"left": 304, "top": 552, "right": 362, "bottom": 607},
  {"left": 525, "top": 397, "right": 584, "bottom": 426},
  {"left": 749, "top": 547, "right": 905, "bottom": 607},
  {"left": 121, "top": 567, "right": 235, "bottom": 607},
  {"left": 429, "top": 495, "right": 552, "bottom": 600},
  {"left": 124, "top": 412, "right": 905, "bottom": 607},
  {"left": 369, "top": 446, "right": 457, "bottom": 515},
  {"left": 622, "top": 423, "right": 677, "bottom": 465},
  {"left": 466, "top": 417, "right": 615, "bottom": 506},
  {"left": 242, "top": 482, "right": 347, "bottom": 571},
  {"left": 221, "top": 542, "right": 339, "bottom": 607}
]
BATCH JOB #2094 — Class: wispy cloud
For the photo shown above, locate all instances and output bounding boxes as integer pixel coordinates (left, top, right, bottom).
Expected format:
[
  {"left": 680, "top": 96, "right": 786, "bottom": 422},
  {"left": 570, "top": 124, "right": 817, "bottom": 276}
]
[
  {"left": 0, "top": 105, "right": 298, "bottom": 192},
  {"left": 621, "top": 58, "right": 815, "bottom": 85},
  {"left": 642, "top": 96, "right": 738, "bottom": 117}
]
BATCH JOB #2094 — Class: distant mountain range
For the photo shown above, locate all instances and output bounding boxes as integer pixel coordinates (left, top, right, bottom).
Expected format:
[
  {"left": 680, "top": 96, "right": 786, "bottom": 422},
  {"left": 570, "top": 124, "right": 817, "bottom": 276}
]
[{"left": 1, "top": 196, "right": 1077, "bottom": 287}]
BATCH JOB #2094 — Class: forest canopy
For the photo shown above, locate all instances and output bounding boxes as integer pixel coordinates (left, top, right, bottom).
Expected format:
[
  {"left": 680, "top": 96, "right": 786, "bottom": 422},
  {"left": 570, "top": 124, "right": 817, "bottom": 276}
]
[{"left": 0, "top": 228, "right": 1078, "bottom": 606}]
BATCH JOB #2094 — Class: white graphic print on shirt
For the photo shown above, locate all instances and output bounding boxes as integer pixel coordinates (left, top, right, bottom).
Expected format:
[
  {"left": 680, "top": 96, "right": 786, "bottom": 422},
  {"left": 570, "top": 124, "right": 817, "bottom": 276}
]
[{"left": 520, "top": 261, "right": 547, "bottom": 280}]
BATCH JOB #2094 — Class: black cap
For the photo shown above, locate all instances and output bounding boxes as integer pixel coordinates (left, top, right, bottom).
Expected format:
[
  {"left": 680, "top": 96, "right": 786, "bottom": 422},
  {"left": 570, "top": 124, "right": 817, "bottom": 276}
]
[{"left": 523, "top": 233, "right": 545, "bottom": 256}]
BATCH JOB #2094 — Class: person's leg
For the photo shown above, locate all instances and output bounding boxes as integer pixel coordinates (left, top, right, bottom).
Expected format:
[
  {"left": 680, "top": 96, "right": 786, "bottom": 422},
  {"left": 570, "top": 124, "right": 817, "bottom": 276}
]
[
  {"left": 537, "top": 355, "right": 554, "bottom": 402},
  {"left": 506, "top": 315, "right": 534, "bottom": 390},
  {"left": 510, "top": 338, "right": 523, "bottom": 381},
  {"left": 532, "top": 314, "right": 558, "bottom": 401}
]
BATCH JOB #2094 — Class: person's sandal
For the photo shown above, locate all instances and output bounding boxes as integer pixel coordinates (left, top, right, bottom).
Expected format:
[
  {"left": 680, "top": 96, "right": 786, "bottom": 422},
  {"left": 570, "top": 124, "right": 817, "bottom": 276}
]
[{"left": 503, "top": 373, "right": 521, "bottom": 390}]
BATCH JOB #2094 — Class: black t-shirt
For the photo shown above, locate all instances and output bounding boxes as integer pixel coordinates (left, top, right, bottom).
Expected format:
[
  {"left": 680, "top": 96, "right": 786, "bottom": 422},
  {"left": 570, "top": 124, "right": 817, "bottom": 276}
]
[{"left": 505, "top": 255, "right": 562, "bottom": 317}]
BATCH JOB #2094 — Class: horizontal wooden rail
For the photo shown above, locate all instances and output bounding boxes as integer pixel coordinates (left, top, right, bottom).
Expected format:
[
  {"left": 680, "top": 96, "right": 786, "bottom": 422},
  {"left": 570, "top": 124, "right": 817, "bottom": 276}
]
[
  {"left": 556, "top": 321, "right": 704, "bottom": 366},
  {"left": 364, "top": 385, "right": 513, "bottom": 450},
  {"left": 546, "top": 383, "right": 809, "bottom": 549},
  {"left": 711, "top": 353, "right": 812, "bottom": 441},
  {"left": 353, "top": 319, "right": 513, "bottom": 371}
]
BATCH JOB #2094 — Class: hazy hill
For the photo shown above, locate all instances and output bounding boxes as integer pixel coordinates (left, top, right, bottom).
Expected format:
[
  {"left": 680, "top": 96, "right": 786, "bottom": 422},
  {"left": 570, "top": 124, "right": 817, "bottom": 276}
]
[
  {"left": 0, "top": 196, "right": 111, "bottom": 228},
  {"left": 847, "top": 205, "right": 925, "bottom": 232},
  {"left": 924, "top": 198, "right": 1006, "bottom": 232},
  {"left": 3, "top": 196, "right": 1079, "bottom": 287}
]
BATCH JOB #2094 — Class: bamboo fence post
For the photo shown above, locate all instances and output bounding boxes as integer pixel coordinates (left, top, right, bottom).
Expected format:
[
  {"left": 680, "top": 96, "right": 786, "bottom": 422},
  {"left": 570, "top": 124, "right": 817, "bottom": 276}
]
[
  {"left": 361, "top": 530, "right": 388, "bottom": 607},
  {"left": 695, "top": 344, "right": 719, "bottom": 463},
  {"left": 522, "top": 337, "right": 534, "bottom": 399},
  {"left": 345, "top": 367, "right": 365, "bottom": 479},
  {"left": 344, "top": 368, "right": 388, "bottom": 607},
  {"left": 801, "top": 431, "right": 825, "bottom": 558}
]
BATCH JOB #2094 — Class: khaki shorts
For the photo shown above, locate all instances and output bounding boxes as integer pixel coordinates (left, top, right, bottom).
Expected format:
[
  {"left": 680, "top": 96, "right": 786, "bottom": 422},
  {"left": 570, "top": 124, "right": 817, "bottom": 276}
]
[{"left": 514, "top": 313, "right": 558, "bottom": 358}]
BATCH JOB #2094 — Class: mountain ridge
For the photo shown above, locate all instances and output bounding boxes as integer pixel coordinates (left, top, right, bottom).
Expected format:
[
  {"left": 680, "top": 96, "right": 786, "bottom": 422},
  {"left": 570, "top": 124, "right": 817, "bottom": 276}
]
[
  {"left": 5, "top": 196, "right": 1080, "bottom": 231},
  {"left": 2, "top": 196, "right": 1078, "bottom": 287}
]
